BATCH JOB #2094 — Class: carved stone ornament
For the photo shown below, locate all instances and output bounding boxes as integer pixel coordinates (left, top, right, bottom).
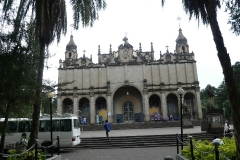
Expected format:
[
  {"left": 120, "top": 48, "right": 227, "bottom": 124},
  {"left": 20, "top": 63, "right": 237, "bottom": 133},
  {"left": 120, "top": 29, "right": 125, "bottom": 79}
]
[
  {"left": 122, "top": 49, "right": 128, "bottom": 59},
  {"left": 90, "top": 92, "right": 94, "bottom": 97},
  {"left": 143, "top": 89, "right": 148, "bottom": 94},
  {"left": 107, "top": 91, "right": 111, "bottom": 96},
  {"left": 73, "top": 93, "right": 78, "bottom": 98},
  {"left": 166, "top": 55, "right": 171, "bottom": 61}
]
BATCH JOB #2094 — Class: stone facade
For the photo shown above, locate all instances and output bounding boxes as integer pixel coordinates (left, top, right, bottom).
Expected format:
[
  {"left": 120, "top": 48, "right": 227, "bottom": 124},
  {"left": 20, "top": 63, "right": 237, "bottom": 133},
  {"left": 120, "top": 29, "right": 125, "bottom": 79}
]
[{"left": 57, "top": 28, "right": 203, "bottom": 124}]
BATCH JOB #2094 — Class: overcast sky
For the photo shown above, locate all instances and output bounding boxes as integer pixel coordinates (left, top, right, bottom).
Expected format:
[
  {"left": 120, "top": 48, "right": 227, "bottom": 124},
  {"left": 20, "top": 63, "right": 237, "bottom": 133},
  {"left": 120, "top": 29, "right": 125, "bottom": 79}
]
[{"left": 44, "top": 0, "right": 239, "bottom": 90}]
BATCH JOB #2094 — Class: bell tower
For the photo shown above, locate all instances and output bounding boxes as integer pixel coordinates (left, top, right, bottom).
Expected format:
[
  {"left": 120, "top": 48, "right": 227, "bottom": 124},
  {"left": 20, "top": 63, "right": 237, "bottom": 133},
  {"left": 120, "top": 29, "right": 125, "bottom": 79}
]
[
  {"left": 175, "top": 28, "right": 189, "bottom": 55},
  {"left": 65, "top": 35, "right": 78, "bottom": 60}
]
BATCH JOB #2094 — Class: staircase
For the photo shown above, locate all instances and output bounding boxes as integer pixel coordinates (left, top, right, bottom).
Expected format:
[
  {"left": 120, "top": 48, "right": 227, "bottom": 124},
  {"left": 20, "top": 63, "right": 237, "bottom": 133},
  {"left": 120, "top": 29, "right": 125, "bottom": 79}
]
[{"left": 77, "top": 132, "right": 221, "bottom": 149}]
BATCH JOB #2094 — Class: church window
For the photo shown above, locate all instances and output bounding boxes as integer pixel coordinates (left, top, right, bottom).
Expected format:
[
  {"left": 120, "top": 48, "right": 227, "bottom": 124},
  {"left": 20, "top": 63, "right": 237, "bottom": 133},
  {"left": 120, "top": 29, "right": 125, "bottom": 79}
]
[
  {"left": 69, "top": 52, "right": 72, "bottom": 58},
  {"left": 182, "top": 46, "right": 185, "bottom": 53}
]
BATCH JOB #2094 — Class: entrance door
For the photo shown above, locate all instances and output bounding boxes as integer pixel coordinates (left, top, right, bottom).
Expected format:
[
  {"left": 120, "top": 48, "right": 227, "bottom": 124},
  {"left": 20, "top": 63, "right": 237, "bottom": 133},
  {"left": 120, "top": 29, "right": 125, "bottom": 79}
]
[{"left": 123, "top": 102, "right": 134, "bottom": 122}]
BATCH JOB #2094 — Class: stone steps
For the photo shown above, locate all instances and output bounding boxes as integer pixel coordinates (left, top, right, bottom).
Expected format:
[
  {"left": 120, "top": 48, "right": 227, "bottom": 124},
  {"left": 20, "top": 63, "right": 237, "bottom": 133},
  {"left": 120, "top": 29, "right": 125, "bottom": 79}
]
[{"left": 76, "top": 132, "right": 220, "bottom": 149}]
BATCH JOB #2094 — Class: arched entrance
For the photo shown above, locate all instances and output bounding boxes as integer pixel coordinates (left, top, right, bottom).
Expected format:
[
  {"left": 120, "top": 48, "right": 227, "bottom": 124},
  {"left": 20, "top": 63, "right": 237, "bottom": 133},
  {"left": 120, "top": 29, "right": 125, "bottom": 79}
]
[
  {"left": 167, "top": 93, "right": 178, "bottom": 119},
  {"left": 96, "top": 97, "right": 107, "bottom": 123},
  {"left": 113, "top": 85, "right": 143, "bottom": 123},
  {"left": 123, "top": 101, "right": 134, "bottom": 122},
  {"left": 184, "top": 93, "right": 195, "bottom": 119},
  {"left": 149, "top": 94, "right": 161, "bottom": 116},
  {"left": 62, "top": 98, "right": 73, "bottom": 114},
  {"left": 79, "top": 98, "right": 90, "bottom": 124}
]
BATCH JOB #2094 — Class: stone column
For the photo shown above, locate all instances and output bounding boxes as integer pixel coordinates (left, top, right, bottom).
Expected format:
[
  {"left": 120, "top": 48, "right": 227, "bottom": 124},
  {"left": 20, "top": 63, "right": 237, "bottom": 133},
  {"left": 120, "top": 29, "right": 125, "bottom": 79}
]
[
  {"left": 107, "top": 95, "right": 113, "bottom": 123},
  {"left": 73, "top": 96, "right": 78, "bottom": 115},
  {"left": 196, "top": 90, "right": 203, "bottom": 119},
  {"left": 57, "top": 97, "right": 62, "bottom": 114},
  {"left": 161, "top": 92, "right": 167, "bottom": 118},
  {"left": 143, "top": 93, "right": 150, "bottom": 121},
  {"left": 90, "top": 96, "right": 95, "bottom": 124}
]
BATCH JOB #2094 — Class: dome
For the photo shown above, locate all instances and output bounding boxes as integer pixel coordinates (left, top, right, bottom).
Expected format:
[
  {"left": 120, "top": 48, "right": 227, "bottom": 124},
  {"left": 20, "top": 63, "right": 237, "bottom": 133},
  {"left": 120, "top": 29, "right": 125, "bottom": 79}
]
[
  {"left": 66, "top": 35, "right": 77, "bottom": 50},
  {"left": 176, "top": 28, "right": 187, "bottom": 43}
]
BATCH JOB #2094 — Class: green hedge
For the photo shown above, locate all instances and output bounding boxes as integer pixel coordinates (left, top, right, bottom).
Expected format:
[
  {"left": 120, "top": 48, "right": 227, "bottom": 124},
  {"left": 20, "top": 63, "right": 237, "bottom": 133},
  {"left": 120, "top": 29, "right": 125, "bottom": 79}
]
[{"left": 181, "top": 137, "right": 236, "bottom": 160}]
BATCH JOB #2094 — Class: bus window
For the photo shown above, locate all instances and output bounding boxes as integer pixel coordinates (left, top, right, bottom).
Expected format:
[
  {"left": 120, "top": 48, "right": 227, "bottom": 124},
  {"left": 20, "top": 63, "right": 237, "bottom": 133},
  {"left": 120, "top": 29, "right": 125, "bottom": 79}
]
[
  {"left": 60, "top": 119, "right": 71, "bottom": 131},
  {"left": 18, "top": 121, "right": 26, "bottom": 132},
  {"left": 52, "top": 120, "right": 60, "bottom": 131},
  {"left": 8, "top": 121, "right": 18, "bottom": 132},
  {"left": 39, "top": 120, "right": 47, "bottom": 132},
  {"left": 25, "top": 121, "right": 31, "bottom": 132},
  {"left": 74, "top": 119, "right": 80, "bottom": 128}
]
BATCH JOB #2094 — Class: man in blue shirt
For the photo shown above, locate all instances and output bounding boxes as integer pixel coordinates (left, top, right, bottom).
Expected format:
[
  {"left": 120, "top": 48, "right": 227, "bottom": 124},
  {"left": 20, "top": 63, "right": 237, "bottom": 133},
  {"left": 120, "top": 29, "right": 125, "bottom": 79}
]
[{"left": 104, "top": 120, "right": 111, "bottom": 141}]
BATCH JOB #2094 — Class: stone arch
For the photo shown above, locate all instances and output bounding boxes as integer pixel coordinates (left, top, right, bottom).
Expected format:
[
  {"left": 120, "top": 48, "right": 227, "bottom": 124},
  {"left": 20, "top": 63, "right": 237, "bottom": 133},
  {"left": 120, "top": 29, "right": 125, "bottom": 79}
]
[
  {"left": 112, "top": 83, "right": 143, "bottom": 100},
  {"left": 95, "top": 97, "right": 107, "bottom": 122},
  {"left": 113, "top": 85, "right": 143, "bottom": 123},
  {"left": 166, "top": 93, "right": 179, "bottom": 119},
  {"left": 184, "top": 92, "right": 195, "bottom": 119},
  {"left": 149, "top": 94, "right": 161, "bottom": 116},
  {"left": 62, "top": 98, "right": 73, "bottom": 114},
  {"left": 79, "top": 97, "right": 90, "bottom": 124}
]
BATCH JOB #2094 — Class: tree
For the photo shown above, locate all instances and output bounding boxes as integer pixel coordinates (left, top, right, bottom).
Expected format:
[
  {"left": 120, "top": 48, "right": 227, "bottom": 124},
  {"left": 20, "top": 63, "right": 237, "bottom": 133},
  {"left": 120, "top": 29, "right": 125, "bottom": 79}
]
[
  {"left": 0, "top": 24, "right": 39, "bottom": 154},
  {"left": 161, "top": 0, "right": 240, "bottom": 158},
  {"left": 0, "top": 0, "right": 106, "bottom": 152}
]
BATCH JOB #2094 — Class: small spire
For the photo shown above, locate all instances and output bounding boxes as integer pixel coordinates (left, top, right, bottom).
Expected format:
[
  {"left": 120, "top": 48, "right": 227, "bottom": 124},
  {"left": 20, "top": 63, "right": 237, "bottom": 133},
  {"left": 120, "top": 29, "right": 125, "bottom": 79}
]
[
  {"left": 151, "top": 42, "right": 154, "bottom": 52},
  {"left": 90, "top": 55, "right": 92, "bottom": 60},
  {"left": 109, "top": 44, "right": 112, "bottom": 54},
  {"left": 139, "top": 43, "right": 142, "bottom": 52},
  {"left": 83, "top": 50, "right": 86, "bottom": 58},
  {"left": 166, "top": 45, "right": 169, "bottom": 53},
  {"left": 98, "top": 45, "right": 101, "bottom": 55},
  {"left": 177, "top": 17, "right": 181, "bottom": 29}
]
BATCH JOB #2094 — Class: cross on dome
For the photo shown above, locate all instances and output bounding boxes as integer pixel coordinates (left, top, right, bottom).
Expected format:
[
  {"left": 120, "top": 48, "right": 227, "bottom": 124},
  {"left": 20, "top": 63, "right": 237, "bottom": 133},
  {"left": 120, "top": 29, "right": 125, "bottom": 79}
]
[{"left": 123, "top": 37, "right": 128, "bottom": 44}]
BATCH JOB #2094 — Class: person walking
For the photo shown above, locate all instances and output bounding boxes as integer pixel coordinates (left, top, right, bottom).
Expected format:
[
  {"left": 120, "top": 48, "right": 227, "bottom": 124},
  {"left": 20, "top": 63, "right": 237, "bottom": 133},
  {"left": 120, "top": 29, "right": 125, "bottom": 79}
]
[{"left": 104, "top": 120, "right": 111, "bottom": 141}]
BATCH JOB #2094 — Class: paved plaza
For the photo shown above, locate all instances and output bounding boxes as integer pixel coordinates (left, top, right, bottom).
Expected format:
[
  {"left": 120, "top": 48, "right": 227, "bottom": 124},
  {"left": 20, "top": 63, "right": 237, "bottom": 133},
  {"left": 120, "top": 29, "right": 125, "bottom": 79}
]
[
  {"left": 59, "top": 126, "right": 209, "bottom": 160},
  {"left": 59, "top": 125, "right": 233, "bottom": 160},
  {"left": 60, "top": 147, "right": 177, "bottom": 160}
]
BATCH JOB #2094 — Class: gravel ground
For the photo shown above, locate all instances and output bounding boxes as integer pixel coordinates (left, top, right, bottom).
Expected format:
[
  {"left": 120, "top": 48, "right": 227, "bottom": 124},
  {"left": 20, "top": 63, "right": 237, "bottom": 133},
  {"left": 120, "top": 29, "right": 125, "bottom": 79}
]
[{"left": 59, "top": 147, "right": 178, "bottom": 160}]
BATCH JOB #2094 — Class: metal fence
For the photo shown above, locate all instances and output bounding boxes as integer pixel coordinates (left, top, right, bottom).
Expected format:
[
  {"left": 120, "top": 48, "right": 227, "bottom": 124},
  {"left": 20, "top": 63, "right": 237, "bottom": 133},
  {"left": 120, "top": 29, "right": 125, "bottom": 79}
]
[
  {"left": 176, "top": 134, "right": 231, "bottom": 160},
  {"left": 0, "top": 136, "right": 60, "bottom": 160}
]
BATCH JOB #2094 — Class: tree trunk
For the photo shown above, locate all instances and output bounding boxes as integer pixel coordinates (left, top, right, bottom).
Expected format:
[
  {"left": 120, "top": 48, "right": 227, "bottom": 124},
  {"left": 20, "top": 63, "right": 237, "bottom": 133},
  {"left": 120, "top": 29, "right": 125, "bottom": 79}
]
[
  {"left": 207, "top": 4, "right": 240, "bottom": 159},
  {"left": 28, "top": 42, "right": 45, "bottom": 150},
  {"left": 0, "top": 103, "right": 11, "bottom": 160}
]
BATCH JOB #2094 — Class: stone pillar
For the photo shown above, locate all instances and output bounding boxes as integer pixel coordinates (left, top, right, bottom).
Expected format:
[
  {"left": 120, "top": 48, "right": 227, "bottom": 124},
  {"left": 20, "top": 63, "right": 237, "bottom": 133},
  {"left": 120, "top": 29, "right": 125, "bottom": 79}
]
[
  {"left": 73, "top": 96, "right": 78, "bottom": 115},
  {"left": 161, "top": 92, "right": 167, "bottom": 118},
  {"left": 196, "top": 91, "right": 203, "bottom": 119},
  {"left": 107, "top": 95, "right": 113, "bottom": 123},
  {"left": 57, "top": 97, "right": 62, "bottom": 114},
  {"left": 144, "top": 93, "right": 150, "bottom": 121},
  {"left": 90, "top": 96, "right": 95, "bottom": 124}
]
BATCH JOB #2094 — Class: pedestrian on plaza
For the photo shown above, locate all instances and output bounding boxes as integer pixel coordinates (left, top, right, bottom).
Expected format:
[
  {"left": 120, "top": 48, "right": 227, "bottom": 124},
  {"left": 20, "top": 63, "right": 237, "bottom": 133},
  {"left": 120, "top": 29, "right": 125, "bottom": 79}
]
[{"left": 104, "top": 120, "right": 111, "bottom": 141}]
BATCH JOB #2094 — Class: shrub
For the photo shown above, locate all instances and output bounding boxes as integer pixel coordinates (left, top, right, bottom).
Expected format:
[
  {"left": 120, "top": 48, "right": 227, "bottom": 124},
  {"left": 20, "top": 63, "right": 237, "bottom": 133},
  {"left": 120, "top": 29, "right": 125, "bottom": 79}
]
[
  {"left": 7, "top": 150, "right": 46, "bottom": 160},
  {"left": 181, "top": 137, "right": 236, "bottom": 160}
]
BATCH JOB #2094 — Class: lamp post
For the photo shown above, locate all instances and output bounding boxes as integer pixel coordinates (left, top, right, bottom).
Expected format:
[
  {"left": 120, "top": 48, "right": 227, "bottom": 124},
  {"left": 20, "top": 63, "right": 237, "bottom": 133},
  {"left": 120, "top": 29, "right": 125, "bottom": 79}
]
[
  {"left": 177, "top": 88, "right": 184, "bottom": 150},
  {"left": 47, "top": 92, "right": 54, "bottom": 157}
]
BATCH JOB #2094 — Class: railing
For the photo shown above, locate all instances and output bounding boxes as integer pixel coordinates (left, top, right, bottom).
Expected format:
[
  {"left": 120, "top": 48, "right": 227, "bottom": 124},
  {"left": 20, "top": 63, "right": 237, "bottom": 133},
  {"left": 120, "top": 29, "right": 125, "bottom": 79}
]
[
  {"left": 0, "top": 136, "right": 60, "bottom": 160},
  {"left": 175, "top": 134, "right": 231, "bottom": 160}
]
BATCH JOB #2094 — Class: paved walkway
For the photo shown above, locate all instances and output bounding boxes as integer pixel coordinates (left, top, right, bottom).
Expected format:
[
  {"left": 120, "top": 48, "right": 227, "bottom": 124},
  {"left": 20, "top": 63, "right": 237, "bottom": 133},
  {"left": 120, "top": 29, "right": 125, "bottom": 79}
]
[
  {"left": 81, "top": 126, "right": 205, "bottom": 138},
  {"left": 81, "top": 124, "right": 234, "bottom": 138}
]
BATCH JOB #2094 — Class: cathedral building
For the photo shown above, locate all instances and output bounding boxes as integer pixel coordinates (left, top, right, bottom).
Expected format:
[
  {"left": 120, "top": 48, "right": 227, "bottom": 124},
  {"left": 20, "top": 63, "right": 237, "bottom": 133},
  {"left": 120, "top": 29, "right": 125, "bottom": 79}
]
[{"left": 57, "top": 28, "right": 203, "bottom": 124}]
